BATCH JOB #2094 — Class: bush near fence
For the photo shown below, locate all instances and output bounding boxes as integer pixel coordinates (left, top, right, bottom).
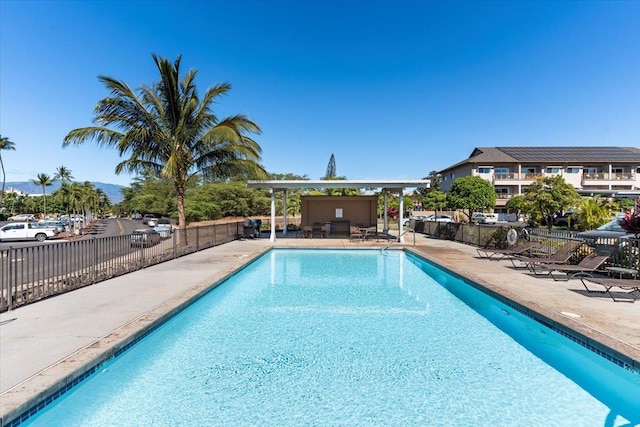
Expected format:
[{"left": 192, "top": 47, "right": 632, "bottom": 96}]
[{"left": 417, "top": 221, "right": 639, "bottom": 271}]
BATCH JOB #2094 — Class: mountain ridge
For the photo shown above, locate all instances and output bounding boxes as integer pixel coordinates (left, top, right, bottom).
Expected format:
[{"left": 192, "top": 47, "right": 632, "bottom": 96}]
[{"left": 4, "top": 181, "right": 126, "bottom": 204}]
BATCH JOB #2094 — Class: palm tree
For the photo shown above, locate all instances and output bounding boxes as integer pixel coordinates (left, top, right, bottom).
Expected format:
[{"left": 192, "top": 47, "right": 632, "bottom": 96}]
[
  {"left": 54, "top": 165, "right": 74, "bottom": 184},
  {"left": 0, "top": 135, "right": 17, "bottom": 207},
  {"left": 63, "top": 54, "right": 267, "bottom": 236},
  {"left": 31, "top": 173, "right": 53, "bottom": 217},
  {"left": 54, "top": 165, "right": 74, "bottom": 216}
]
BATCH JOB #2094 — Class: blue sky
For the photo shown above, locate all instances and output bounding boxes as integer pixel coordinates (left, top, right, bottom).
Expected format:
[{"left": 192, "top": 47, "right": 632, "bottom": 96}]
[{"left": 1, "top": 1, "right": 639, "bottom": 188}]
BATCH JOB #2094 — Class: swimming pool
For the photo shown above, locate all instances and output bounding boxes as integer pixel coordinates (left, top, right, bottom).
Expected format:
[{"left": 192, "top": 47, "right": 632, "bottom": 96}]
[{"left": 17, "top": 249, "right": 640, "bottom": 426}]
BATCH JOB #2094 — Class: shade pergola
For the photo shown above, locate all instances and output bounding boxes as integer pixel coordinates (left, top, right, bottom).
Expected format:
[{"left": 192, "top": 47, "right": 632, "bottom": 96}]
[{"left": 246, "top": 180, "right": 430, "bottom": 242}]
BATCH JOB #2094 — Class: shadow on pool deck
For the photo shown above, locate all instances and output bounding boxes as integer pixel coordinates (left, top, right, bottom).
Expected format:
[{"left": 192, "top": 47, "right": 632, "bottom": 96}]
[{"left": 1, "top": 233, "right": 639, "bottom": 424}]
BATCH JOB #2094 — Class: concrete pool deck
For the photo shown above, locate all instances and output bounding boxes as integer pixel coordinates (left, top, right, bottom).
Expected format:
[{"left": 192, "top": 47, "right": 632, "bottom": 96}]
[{"left": 1, "top": 233, "right": 639, "bottom": 424}]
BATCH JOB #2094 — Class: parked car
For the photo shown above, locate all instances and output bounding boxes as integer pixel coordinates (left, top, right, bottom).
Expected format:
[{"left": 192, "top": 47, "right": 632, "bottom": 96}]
[
  {"left": 156, "top": 218, "right": 172, "bottom": 227},
  {"left": 34, "top": 221, "right": 65, "bottom": 233},
  {"left": 471, "top": 213, "right": 498, "bottom": 224},
  {"left": 142, "top": 214, "right": 157, "bottom": 225},
  {"left": 131, "top": 212, "right": 142, "bottom": 220},
  {"left": 153, "top": 218, "right": 174, "bottom": 238},
  {"left": 577, "top": 219, "right": 628, "bottom": 246},
  {"left": 0, "top": 222, "right": 58, "bottom": 242},
  {"left": 147, "top": 217, "right": 158, "bottom": 227},
  {"left": 403, "top": 215, "right": 428, "bottom": 226},
  {"left": 553, "top": 213, "right": 580, "bottom": 227},
  {"left": 7, "top": 214, "right": 36, "bottom": 222},
  {"left": 130, "top": 228, "right": 161, "bottom": 247},
  {"left": 425, "top": 214, "right": 454, "bottom": 223}
]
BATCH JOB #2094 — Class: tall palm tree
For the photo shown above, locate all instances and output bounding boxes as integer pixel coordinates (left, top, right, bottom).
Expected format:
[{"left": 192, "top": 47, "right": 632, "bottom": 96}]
[
  {"left": 63, "top": 54, "right": 267, "bottom": 234},
  {"left": 54, "top": 165, "right": 74, "bottom": 184},
  {"left": 31, "top": 173, "right": 53, "bottom": 217},
  {"left": 0, "top": 135, "right": 17, "bottom": 207},
  {"left": 54, "top": 165, "right": 74, "bottom": 215}
]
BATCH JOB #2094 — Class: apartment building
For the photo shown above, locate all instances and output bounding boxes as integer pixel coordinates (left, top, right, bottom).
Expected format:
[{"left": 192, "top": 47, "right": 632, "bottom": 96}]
[{"left": 439, "top": 147, "right": 640, "bottom": 212}]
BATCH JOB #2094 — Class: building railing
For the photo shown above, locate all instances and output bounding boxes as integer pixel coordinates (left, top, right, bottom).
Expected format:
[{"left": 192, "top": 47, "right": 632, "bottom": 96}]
[
  {"left": 583, "top": 172, "right": 636, "bottom": 181},
  {"left": 491, "top": 172, "right": 637, "bottom": 183},
  {"left": 415, "top": 221, "right": 639, "bottom": 271},
  {"left": 0, "top": 221, "right": 244, "bottom": 312}
]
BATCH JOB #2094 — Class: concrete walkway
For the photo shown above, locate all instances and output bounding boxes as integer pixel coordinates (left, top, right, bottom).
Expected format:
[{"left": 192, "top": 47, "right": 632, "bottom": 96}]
[{"left": 1, "top": 233, "right": 639, "bottom": 425}]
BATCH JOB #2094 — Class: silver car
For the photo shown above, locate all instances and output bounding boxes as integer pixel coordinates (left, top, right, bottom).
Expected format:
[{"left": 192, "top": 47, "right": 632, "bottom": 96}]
[{"left": 130, "top": 229, "right": 161, "bottom": 247}]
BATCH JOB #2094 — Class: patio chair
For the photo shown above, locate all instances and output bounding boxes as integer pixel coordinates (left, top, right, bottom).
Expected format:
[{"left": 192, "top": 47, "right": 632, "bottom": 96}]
[
  {"left": 363, "top": 226, "right": 377, "bottom": 241},
  {"left": 508, "top": 240, "right": 583, "bottom": 271},
  {"left": 579, "top": 277, "right": 640, "bottom": 302},
  {"left": 302, "top": 225, "right": 313, "bottom": 238},
  {"left": 476, "top": 241, "right": 543, "bottom": 260},
  {"left": 350, "top": 226, "right": 364, "bottom": 242},
  {"left": 531, "top": 252, "right": 611, "bottom": 281}
]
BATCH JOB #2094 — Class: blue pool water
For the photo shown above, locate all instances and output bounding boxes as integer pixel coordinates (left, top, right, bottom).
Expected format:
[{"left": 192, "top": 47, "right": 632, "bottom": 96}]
[{"left": 20, "top": 249, "right": 640, "bottom": 426}]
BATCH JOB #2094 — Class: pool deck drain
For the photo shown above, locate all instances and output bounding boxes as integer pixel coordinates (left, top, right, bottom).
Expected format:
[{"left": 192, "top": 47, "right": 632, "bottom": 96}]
[{"left": 1, "top": 234, "right": 639, "bottom": 425}]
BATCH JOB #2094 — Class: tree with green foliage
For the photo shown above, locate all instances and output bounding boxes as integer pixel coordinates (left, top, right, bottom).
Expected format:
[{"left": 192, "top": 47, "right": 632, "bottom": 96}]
[
  {"left": 522, "top": 176, "right": 580, "bottom": 230},
  {"left": 615, "top": 197, "right": 635, "bottom": 212},
  {"left": 426, "top": 170, "right": 442, "bottom": 191},
  {"left": 53, "top": 166, "right": 74, "bottom": 215},
  {"left": 63, "top": 54, "right": 267, "bottom": 235},
  {"left": 32, "top": 173, "right": 53, "bottom": 216},
  {"left": 505, "top": 195, "right": 530, "bottom": 222},
  {"left": 0, "top": 135, "right": 16, "bottom": 207},
  {"left": 446, "top": 176, "right": 497, "bottom": 221},
  {"left": 575, "top": 195, "right": 613, "bottom": 231},
  {"left": 422, "top": 189, "right": 447, "bottom": 212},
  {"left": 324, "top": 154, "right": 336, "bottom": 179}
]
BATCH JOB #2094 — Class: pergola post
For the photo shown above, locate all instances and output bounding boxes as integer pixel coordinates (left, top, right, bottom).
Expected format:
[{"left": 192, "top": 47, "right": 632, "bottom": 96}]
[
  {"left": 282, "top": 190, "right": 288, "bottom": 236},
  {"left": 270, "top": 188, "right": 276, "bottom": 242},
  {"left": 399, "top": 189, "right": 405, "bottom": 243},
  {"left": 383, "top": 190, "right": 389, "bottom": 232}
]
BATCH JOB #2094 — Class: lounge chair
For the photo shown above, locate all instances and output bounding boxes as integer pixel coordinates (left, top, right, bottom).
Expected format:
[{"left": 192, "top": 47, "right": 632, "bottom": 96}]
[
  {"left": 508, "top": 240, "right": 583, "bottom": 271},
  {"left": 476, "top": 241, "right": 543, "bottom": 260},
  {"left": 531, "top": 252, "right": 611, "bottom": 281},
  {"left": 579, "top": 277, "right": 640, "bottom": 302}
]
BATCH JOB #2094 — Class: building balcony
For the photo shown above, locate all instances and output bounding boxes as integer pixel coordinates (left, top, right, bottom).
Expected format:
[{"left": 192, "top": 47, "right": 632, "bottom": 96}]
[
  {"left": 492, "top": 173, "right": 543, "bottom": 185},
  {"left": 583, "top": 173, "right": 637, "bottom": 185}
]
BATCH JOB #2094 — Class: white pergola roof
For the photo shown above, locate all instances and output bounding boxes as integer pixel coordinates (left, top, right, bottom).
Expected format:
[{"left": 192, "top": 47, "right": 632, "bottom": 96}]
[
  {"left": 246, "top": 179, "right": 430, "bottom": 191},
  {"left": 246, "top": 180, "right": 429, "bottom": 242}
]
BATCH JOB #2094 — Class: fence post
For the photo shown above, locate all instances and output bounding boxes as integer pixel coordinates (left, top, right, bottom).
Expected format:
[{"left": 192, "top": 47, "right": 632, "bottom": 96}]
[
  {"left": 172, "top": 231, "right": 177, "bottom": 259},
  {"left": 8, "top": 246, "right": 14, "bottom": 310},
  {"left": 92, "top": 236, "right": 97, "bottom": 284}
]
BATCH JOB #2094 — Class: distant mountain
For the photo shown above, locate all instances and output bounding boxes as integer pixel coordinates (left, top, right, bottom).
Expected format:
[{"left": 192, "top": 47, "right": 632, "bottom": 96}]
[{"left": 4, "top": 181, "right": 126, "bottom": 204}]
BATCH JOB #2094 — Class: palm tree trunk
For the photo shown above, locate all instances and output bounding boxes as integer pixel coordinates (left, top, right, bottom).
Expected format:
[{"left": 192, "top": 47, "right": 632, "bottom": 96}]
[
  {"left": 42, "top": 185, "right": 47, "bottom": 217},
  {"left": 0, "top": 154, "right": 5, "bottom": 207},
  {"left": 176, "top": 185, "right": 187, "bottom": 245}
]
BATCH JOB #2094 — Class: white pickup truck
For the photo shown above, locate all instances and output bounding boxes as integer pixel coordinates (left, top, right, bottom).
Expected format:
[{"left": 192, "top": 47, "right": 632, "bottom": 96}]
[{"left": 0, "top": 222, "right": 59, "bottom": 242}]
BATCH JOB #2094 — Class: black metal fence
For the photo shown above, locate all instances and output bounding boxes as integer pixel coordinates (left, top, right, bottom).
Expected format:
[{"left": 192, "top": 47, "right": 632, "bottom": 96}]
[
  {"left": 0, "top": 221, "right": 244, "bottom": 312},
  {"left": 416, "top": 221, "right": 639, "bottom": 271}
]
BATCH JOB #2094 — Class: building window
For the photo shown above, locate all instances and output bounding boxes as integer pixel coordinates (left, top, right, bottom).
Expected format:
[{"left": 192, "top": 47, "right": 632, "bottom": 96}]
[
  {"left": 584, "top": 167, "right": 598, "bottom": 174},
  {"left": 494, "top": 168, "right": 509, "bottom": 174},
  {"left": 546, "top": 167, "right": 560, "bottom": 174},
  {"left": 450, "top": 173, "right": 455, "bottom": 179},
  {"left": 566, "top": 167, "right": 580, "bottom": 173},
  {"left": 478, "top": 167, "right": 491, "bottom": 174}
]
